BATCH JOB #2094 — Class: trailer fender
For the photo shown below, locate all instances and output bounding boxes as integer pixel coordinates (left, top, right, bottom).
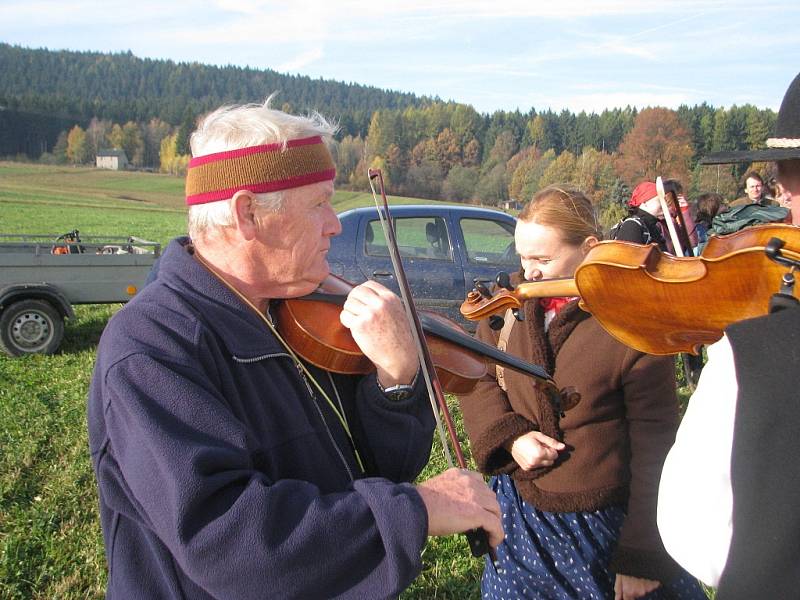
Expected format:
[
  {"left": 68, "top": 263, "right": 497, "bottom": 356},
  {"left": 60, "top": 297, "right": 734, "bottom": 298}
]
[{"left": 0, "top": 284, "right": 75, "bottom": 320}]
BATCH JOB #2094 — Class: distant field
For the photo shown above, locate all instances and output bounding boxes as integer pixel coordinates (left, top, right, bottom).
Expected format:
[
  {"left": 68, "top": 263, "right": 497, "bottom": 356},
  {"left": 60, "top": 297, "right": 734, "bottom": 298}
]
[{"left": 0, "top": 161, "right": 451, "bottom": 245}]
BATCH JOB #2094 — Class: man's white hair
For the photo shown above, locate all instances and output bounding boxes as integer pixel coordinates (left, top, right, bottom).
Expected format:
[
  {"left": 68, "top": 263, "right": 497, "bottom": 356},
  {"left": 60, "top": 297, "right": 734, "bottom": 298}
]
[{"left": 187, "top": 96, "right": 337, "bottom": 238}]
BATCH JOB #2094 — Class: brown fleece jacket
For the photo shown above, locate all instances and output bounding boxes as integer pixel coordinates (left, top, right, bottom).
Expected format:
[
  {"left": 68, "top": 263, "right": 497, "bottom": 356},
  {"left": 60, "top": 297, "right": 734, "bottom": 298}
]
[{"left": 458, "top": 299, "right": 684, "bottom": 583}]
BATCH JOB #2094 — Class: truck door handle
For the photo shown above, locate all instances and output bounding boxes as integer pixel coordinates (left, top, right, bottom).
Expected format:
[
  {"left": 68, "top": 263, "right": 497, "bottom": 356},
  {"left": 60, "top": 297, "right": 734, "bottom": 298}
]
[{"left": 372, "top": 271, "right": 393, "bottom": 277}]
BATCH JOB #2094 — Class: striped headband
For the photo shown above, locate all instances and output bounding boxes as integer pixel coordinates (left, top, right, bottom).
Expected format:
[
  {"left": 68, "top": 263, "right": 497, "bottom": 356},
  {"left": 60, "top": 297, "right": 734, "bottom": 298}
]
[{"left": 185, "top": 136, "right": 336, "bottom": 205}]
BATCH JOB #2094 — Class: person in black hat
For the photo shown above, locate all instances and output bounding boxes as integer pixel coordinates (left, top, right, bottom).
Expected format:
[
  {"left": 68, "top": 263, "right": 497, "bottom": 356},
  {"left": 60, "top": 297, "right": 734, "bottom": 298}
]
[{"left": 657, "top": 71, "right": 800, "bottom": 600}]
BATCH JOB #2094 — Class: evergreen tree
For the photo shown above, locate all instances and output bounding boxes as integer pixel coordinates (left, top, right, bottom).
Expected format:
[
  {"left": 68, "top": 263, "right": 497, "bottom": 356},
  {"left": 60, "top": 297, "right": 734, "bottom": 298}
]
[{"left": 175, "top": 109, "right": 196, "bottom": 156}]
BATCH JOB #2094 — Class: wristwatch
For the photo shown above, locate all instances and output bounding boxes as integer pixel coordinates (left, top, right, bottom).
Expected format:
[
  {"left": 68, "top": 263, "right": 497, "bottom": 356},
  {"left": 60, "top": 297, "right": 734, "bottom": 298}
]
[{"left": 378, "top": 375, "right": 417, "bottom": 402}]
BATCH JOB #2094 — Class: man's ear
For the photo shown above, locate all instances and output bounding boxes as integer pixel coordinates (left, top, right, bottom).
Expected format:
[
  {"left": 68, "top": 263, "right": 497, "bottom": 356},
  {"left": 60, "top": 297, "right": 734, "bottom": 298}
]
[{"left": 231, "top": 191, "right": 258, "bottom": 240}]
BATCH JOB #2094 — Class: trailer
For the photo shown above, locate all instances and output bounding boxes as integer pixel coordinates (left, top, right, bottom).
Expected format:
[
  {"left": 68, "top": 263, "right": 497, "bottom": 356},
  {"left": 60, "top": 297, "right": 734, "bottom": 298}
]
[{"left": 0, "top": 230, "right": 160, "bottom": 356}]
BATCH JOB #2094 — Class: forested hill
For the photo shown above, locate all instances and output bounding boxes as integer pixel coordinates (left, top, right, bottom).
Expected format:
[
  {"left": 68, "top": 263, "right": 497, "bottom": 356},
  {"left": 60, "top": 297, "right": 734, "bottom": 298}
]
[
  {"left": 0, "top": 43, "right": 778, "bottom": 209},
  {"left": 0, "top": 43, "right": 430, "bottom": 135}
]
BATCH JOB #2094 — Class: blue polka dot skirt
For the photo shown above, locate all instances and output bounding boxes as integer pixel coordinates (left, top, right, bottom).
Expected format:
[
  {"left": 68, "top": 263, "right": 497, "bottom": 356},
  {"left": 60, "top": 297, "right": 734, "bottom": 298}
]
[{"left": 482, "top": 475, "right": 707, "bottom": 599}]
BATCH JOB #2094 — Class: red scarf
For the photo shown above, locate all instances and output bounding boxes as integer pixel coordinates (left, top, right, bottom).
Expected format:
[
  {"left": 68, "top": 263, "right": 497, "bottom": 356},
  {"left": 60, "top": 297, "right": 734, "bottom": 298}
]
[{"left": 539, "top": 296, "right": 578, "bottom": 314}]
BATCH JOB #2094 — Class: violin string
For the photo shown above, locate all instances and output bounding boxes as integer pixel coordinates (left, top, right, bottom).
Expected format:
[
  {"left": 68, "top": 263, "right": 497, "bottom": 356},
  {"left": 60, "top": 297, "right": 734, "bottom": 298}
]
[
  {"left": 367, "top": 170, "right": 454, "bottom": 467},
  {"left": 191, "top": 245, "right": 366, "bottom": 472}
]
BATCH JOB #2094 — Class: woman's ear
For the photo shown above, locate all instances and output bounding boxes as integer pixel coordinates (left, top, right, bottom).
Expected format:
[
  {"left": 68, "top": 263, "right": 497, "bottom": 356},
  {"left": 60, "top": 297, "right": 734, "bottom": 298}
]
[
  {"left": 231, "top": 190, "right": 258, "bottom": 240},
  {"left": 582, "top": 236, "right": 600, "bottom": 253}
]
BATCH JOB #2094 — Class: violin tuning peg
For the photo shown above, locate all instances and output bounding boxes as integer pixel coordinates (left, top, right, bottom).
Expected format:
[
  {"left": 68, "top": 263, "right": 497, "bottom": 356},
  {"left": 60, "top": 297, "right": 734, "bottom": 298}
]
[
  {"left": 496, "top": 272, "right": 514, "bottom": 291},
  {"left": 512, "top": 308, "right": 524, "bottom": 322},
  {"left": 489, "top": 315, "right": 505, "bottom": 330},
  {"left": 473, "top": 278, "right": 493, "bottom": 299}
]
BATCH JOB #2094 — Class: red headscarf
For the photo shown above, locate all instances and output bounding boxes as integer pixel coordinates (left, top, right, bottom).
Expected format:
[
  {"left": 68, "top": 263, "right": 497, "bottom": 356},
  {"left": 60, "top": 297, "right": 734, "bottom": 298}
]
[{"left": 629, "top": 181, "right": 658, "bottom": 207}]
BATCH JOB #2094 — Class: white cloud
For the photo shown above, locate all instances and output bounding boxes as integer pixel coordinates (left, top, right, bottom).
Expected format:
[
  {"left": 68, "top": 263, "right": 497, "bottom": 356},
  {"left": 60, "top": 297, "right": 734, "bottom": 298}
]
[{"left": 277, "top": 47, "right": 325, "bottom": 73}]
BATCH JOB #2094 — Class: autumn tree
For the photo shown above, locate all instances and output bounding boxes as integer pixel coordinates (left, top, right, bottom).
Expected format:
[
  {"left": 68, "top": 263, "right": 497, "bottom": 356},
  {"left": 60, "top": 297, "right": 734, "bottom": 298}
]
[
  {"left": 384, "top": 143, "right": 406, "bottom": 192},
  {"left": 526, "top": 115, "right": 547, "bottom": 152},
  {"left": 369, "top": 155, "right": 392, "bottom": 191},
  {"left": 66, "top": 125, "right": 90, "bottom": 164},
  {"left": 508, "top": 148, "right": 555, "bottom": 202},
  {"left": 463, "top": 138, "right": 481, "bottom": 167},
  {"left": 122, "top": 122, "right": 144, "bottom": 166},
  {"left": 367, "top": 110, "right": 401, "bottom": 158},
  {"left": 572, "top": 147, "right": 616, "bottom": 205},
  {"left": 614, "top": 107, "right": 693, "bottom": 186},
  {"left": 86, "top": 117, "right": 113, "bottom": 157},
  {"left": 159, "top": 133, "right": 189, "bottom": 175},
  {"left": 399, "top": 106, "right": 427, "bottom": 151},
  {"left": 410, "top": 139, "right": 438, "bottom": 167},
  {"left": 52, "top": 130, "right": 69, "bottom": 164},
  {"left": 484, "top": 130, "right": 518, "bottom": 169},
  {"left": 331, "top": 135, "right": 365, "bottom": 186},
  {"left": 143, "top": 118, "right": 173, "bottom": 168},
  {"left": 539, "top": 151, "right": 577, "bottom": 190},
  {"left": 107, "top": 121, "right": 144, "bottom": 166},
  {"left": 449, "top": 104, "right": 482, "bottom": 147},
  {"left": 435, "top": 128, "right": 461, "bottom": 172}
]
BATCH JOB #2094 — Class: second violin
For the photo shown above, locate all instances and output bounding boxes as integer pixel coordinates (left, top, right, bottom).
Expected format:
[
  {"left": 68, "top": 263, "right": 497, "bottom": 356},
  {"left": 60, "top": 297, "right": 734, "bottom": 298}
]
[{"left": 461, "top": 224, "right": 800, "bottom": 355}]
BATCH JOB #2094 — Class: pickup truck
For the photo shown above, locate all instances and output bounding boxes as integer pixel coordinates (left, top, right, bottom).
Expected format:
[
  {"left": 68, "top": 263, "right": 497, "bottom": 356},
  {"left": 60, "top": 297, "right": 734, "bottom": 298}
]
[
  {"left": 327, "top": 205, "right": 519, "bottom": 328},
  {"left": 0, "top": 230, "right": 160, "bottom": 356}
]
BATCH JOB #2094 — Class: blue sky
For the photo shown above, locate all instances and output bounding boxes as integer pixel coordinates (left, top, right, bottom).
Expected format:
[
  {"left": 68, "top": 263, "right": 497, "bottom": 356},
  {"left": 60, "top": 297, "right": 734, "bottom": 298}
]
[{"left": 1, "top": 0, "right": 798, "bottom": 115}]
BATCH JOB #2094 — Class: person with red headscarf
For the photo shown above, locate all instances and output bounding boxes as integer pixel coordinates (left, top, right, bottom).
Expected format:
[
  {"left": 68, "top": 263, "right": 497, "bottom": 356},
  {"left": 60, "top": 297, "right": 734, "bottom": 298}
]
[{"left": 609, "top": 182, "right": 668, "bottom": 251}]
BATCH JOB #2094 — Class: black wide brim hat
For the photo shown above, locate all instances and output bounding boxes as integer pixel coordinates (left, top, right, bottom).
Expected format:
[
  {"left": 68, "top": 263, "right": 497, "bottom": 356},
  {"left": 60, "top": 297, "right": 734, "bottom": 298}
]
[{"left": 701, "top": 71, "right": 800, "bottom": 165}]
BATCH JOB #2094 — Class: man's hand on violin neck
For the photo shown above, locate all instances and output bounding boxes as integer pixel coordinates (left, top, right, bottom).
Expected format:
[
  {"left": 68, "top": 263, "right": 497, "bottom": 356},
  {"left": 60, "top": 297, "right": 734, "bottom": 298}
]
[
  {"left": 415, "top": 468, "right": 504, "bottom": 547},
  {"left": 339, "top": 280, "right": 418, "bottom": 387}
]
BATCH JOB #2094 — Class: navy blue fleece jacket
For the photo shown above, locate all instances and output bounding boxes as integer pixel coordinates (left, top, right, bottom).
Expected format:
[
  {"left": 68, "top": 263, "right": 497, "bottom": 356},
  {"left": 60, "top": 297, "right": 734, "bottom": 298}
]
[{"left": 88, "top": 237, "right": 435, "bottom": 599}]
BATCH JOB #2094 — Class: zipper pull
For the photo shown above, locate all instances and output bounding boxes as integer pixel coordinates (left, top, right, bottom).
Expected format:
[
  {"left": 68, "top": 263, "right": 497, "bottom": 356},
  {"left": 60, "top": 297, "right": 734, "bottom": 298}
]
[{"left": 296, "top": 362, "right": 315, "bottom": 397}]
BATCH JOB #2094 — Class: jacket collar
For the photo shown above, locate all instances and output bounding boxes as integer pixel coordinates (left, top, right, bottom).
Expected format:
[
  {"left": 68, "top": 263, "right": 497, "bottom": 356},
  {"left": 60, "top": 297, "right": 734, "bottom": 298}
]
[
  {"left": 154, "top": 237, "right": 289, "bottom": 360},
  {"left": 632, "top": 207, "right": 660, "bottom": 226}
]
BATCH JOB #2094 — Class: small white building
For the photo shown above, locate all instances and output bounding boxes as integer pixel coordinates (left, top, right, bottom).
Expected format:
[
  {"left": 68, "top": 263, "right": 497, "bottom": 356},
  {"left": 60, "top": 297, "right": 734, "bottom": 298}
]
[{"left": 96, "top": 149, "right": 129, "bottom": 170}]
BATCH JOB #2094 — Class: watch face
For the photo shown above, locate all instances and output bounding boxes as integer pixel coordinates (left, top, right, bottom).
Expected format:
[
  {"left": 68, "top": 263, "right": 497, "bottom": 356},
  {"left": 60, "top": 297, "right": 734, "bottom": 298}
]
[{"left": 387, "top": 389, "right": 413, "bottom": 402}]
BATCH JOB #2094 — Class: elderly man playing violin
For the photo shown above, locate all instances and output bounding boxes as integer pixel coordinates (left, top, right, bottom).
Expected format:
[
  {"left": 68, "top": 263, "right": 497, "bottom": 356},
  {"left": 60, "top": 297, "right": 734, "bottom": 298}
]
[
  {"left": 87, "top": 99, "right": 502, "bottom": 600},
  {"left": 658, "top": 71, "right": 800, "bottom": 600}
]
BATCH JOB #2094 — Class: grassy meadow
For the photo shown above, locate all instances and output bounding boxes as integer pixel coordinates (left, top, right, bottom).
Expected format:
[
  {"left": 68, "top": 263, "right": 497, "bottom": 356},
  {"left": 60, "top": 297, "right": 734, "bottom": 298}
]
[{"left": 0, "top": 162, "right": 699, "bottom": 599}]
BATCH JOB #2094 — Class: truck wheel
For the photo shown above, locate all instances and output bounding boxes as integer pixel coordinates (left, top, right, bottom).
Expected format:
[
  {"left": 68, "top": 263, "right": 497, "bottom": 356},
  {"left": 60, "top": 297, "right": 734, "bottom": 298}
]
[{"left": 0, "top": 299, "right": 64, "bottom": 356}]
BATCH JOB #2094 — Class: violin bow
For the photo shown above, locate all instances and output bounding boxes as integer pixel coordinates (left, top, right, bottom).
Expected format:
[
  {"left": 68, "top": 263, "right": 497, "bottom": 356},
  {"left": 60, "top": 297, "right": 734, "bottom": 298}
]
[
  {"left": 656, "top": 176, "right": 685, "bottom": 256},
  {"left": 662, "top": 179, "right": 694, "bottom": 256},
  {"left": 366, "top": 168, "right": 493, "bottom": 559}
]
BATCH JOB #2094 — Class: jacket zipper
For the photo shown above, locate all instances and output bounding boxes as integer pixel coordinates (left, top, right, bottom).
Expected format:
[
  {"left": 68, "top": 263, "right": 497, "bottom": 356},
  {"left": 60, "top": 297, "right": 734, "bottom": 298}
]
[{"left": 232, "top": 352, "right": 356, "bottom": 481}]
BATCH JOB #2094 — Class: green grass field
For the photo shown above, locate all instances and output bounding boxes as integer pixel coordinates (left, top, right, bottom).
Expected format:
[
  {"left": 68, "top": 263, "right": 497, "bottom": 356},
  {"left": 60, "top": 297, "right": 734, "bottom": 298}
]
[{"left": 0, "top": 162, "right": 700, "bottom": 599}]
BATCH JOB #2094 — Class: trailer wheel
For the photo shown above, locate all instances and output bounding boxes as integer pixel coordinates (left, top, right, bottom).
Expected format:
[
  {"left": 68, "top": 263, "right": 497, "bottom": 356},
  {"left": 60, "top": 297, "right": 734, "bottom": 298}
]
[{"left": 0, "top": 299, "right": 64, "bottom": 356}]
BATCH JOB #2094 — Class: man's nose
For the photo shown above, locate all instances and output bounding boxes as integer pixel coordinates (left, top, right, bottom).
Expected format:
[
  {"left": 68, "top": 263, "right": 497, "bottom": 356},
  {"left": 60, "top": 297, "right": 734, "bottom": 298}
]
[{"left": 326, "top": 206, "right": 342, "bottom": 236}]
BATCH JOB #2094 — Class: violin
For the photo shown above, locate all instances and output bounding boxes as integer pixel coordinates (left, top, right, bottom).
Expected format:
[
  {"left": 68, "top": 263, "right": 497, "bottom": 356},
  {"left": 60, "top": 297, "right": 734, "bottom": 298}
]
[
  {"left": 276, "top": 273, "right": 570, "bottom": 399},
  {"left": 461, "top": 224, "right": 800, "bottom": 356}
]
